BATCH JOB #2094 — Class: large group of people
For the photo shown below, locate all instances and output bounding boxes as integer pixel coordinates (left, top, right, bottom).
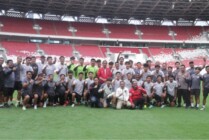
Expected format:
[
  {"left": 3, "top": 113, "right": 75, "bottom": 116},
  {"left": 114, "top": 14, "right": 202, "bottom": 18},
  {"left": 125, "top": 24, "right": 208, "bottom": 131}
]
[{"left": 0, "top": 52, "right": 208, "bottom": 111}]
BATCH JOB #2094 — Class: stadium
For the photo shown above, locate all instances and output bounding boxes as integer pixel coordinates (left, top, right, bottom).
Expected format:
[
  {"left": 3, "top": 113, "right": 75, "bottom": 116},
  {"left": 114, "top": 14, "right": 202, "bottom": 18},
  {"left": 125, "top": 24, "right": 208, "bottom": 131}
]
[{"left": 0, "top": 0, "right": 209, "bottom": 139}]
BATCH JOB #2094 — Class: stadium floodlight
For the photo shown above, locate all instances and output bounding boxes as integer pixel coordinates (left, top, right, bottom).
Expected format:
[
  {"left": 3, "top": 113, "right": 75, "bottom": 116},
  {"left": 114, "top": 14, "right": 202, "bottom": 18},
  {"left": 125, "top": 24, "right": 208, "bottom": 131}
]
[
  {"left": 0, "top": 22, "right": 3, "bottom": 27},
  {"left": 33, "top": 24, "right": 42, "bottom": 30},
  {"left": 168, "top": 31, "right": 177, "bottom": 36},
  {"left": 68, "top": 27, "right": 77, "bottom": 33},
  {"left": 135, "top": 30, "right": 143, "bottom": 36},
  {"left": 102, "top": 28, "right": 111, "bottom": 34}
]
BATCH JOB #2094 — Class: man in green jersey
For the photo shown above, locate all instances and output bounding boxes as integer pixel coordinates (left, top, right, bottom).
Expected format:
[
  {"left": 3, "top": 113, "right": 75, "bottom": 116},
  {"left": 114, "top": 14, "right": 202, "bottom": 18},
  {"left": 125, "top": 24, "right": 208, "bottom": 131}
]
[
  {"left": 84, "top": 58, "right": 98, "bottom": 78},
  {"left": 67, "top": 56, "right": 76, "bottom": 77}
]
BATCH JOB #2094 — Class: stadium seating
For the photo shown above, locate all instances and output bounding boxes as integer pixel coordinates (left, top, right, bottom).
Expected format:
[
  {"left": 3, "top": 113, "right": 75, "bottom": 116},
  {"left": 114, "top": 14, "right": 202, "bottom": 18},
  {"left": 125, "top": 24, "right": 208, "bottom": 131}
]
[
  {"left": 54, "top": 21, "right": 72, "bottom": 36},
  {"left": 35, "top": 20, "right": 56, "bottom": 35},
  {"left": 1, "top": 41, "right": 37, "bottom": 56},
  {"left": 106, "top": 24, "right": 138, "bottom": 39},
  {"left": 74, "top": 45, "right": 104, "bottom": 57},
  {"left": 71, "top": 22, "right": 105, "bottom": 38},
  {"left": 39, "top": 44, "right": 73, "bottom": 56},
  {"left": 0, "top": 17, "right": 36, "bottom": 34},
  {"left": 108, "top": 47, "right": 140, "bottom": 54},
  {"left": 139, "top": 26, "right": 172, "bottom": 40},
  {"left": 0, "top": 17, "right": 206, "bottom": 41},
  {"left": 170, "top": 26, "right": 190, "bottom": 40}
]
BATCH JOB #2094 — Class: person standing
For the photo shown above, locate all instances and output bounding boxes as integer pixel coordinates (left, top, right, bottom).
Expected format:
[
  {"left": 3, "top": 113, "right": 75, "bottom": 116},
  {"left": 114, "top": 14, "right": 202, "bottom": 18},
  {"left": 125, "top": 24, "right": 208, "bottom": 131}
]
[
  {"left": 0, "top": 57, "right": 4, "bottom": 107},
  {"left": 3, "top": 60, "right": 16, "bottom": 107},
  {"left": 97, "top": 60, "right": 112, "bottom": 84},
  {"left": 201, "top": 66, "right": 209, "bottom": 111},
  {"left": 14, "top": 56, "right": 23, "bottom": 107},
  {"left": 176, "top": 64, "right": 191, "bottom": 108}
]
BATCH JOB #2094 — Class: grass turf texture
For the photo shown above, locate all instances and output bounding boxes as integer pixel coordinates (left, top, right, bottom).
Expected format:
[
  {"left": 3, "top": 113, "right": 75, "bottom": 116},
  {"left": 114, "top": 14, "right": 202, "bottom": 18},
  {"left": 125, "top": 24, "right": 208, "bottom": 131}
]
[
  {"left": 0, "top": 103, "right": 209, "bottom": 139},
  {"left": 1, "top": 87, "right": 209, "bottom": 140}
]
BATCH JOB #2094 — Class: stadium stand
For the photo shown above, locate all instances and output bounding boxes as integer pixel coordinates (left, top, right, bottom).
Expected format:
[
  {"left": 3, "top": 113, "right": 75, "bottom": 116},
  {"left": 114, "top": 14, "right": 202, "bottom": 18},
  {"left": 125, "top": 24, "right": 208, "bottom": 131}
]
[
  {"left": 74, "top": 45, "right": 104, "bottom": 57},
  {"left": 71, "top": 22, "right": 105, "bottom": 38},
  {"left": 106, "top": 24, "right": 138, "bottom": 39},
  {"left": 39, "top": 44, "right": 73, "bottom": 56},
  {"left": 1, "top": 41, "right": 37, "bottom": 56},
  {"left": 0, "top": 17, "right": 35, "bottom": 34}
]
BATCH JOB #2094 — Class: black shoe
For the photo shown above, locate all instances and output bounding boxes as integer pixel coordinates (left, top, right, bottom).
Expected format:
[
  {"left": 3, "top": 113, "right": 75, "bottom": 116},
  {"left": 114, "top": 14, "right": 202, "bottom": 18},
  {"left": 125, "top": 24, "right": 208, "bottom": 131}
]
[
  {"left": 177, "top": 105, "right": 181, "bottom": 108},
  {"left": 4, "top": 103, "right": 10, "bottom": 108}
]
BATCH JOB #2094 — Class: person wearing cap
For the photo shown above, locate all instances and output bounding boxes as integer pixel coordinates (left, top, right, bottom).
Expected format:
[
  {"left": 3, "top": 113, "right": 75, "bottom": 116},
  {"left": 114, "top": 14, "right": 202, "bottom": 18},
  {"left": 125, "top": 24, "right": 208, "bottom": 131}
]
[
  {"left": 21, "top": 71, "right": 34, "bottom": 111},
  {"left": 151, "top": 64, "right": 165, "bottom": 83},
  {"left": 74, "top": 57, "right": 85, "bottom": 79},
  {"left": 20, "top": 57, "right": 33, "bottom": 81},
  {"left": 71, "top": 72, "right": 85, "bottom": 107},
  {"left": 55, "top": 74, "right": 68, "bottom": 106},
  {"left": 3, "top": 60, "right": 16, "bottom": 107},
  {"left": 33, "top": 73, "right": 46, "bottom": 109},
  {"left": 55, "top": 56, "right": 68, "bottom": 77},
  {"left": 97, "top": 60, "right": 112, "bottom": 84},
  {"left": 67, "top": 56, "right": 76, "bottom": 77},
  {"left": 0, "top": 57, "right": 4, "bottom": 107}
]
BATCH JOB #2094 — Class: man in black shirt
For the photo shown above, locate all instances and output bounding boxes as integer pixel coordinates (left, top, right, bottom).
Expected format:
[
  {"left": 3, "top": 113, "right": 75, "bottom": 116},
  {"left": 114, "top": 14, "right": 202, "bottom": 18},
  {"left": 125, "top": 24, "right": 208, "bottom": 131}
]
[
  {"left": 0, "top": 57, "right": 4, "bottom": 107},
  {"left": 31, "top": 56, "right": 39, "bottom": 79}
]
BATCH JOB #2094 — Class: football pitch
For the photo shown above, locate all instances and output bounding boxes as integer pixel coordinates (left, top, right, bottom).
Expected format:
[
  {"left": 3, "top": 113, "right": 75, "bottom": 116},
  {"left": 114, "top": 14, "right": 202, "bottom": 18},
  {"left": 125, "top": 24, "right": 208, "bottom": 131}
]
[{"left": 0, "top": 101, "right": 209, "bottom": 140}]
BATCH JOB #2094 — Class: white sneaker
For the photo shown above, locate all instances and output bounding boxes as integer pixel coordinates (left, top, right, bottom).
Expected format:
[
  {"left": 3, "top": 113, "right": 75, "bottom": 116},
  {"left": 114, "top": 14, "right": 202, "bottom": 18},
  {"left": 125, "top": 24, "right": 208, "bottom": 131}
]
[
  {"left": 149, "top": 105, "right": 153, "bottom": 109},
  {"left": 22, "top": 106, "right": 26, "bottom": 111},
  {"left": 43, "top": 102, "right": 47, "bottom": 108},
  {"left": 161, "top": 105, "right": 165, "bottom": 108},
  {"left": 71, "top": 104, "right": 75, "bottom": 107},
  {"left": 183, "top": 103, "right": 186, "bottom": 107},
  {"left": 34, "top": 105, "right": 37, "bottom": 110},
  {"left": 200, "top": 107, "right": 205, "bottom": 111}
]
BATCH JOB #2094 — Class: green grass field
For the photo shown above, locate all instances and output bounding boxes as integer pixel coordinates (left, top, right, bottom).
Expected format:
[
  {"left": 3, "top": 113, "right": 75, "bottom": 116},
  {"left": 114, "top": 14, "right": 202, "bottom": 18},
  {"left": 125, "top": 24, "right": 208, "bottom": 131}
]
[{"left": 0, "top": 100, "right": 209, "bottom": 140}]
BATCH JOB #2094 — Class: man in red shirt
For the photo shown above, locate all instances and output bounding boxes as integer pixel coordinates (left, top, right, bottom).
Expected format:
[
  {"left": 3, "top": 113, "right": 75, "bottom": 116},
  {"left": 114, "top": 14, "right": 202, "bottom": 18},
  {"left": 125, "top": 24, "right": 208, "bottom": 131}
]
[
  {"left": 97, "top": 60, "right": 112, "bottom": 84},
  {"left": 129, "top": 80, "right": 147, "bottom": 109}
]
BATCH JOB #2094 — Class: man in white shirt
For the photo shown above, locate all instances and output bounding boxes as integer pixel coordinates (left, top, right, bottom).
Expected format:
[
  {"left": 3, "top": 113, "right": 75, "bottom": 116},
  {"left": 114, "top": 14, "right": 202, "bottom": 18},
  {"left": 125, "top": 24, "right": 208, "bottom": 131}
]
[
  {"left": 55, "top": 56, "right": 68, "bottom": 77},
  {"left": 115, "top": 81, "right": 130, "bottom": 109}
]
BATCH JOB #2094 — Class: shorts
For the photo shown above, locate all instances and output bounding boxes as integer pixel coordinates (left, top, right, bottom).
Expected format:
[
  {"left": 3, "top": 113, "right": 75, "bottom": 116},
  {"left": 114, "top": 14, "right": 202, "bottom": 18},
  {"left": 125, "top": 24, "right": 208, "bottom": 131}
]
[
  {"left": 116, "top": 99, "right": 127, "bottom": 109},
  {"left": 0, "top": 84, "right": 4, "bottom": 91},
  {"left": 154, "top": 94, "right": 162, "bottom": 103},
  {"left": 167, "top": 94, "right": 175, "bottom": 102},
  {"left": 14, "top": 81, "right": 22, "bottom": 91},
  {"left": 3, "top": 88, "right": 14, "bottom": 97},
  {"left": 22, "top": 92, "right": 33, "bottom": 99},
  {"left": 191, "top": 89, "right": 200, "bottom": 96},
  {"left": 203, "top": 88, "right": 209, "bottom": 98},
  {"left": 73, "top": 92, "right": 82, "bottom": 102}
]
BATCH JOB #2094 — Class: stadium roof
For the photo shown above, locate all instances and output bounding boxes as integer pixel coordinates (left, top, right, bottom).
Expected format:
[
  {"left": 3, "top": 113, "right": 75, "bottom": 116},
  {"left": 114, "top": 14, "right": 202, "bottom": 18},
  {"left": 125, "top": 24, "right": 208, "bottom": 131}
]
[{"left": 0, "top": 0, "right": 209, "bottom": 21}]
